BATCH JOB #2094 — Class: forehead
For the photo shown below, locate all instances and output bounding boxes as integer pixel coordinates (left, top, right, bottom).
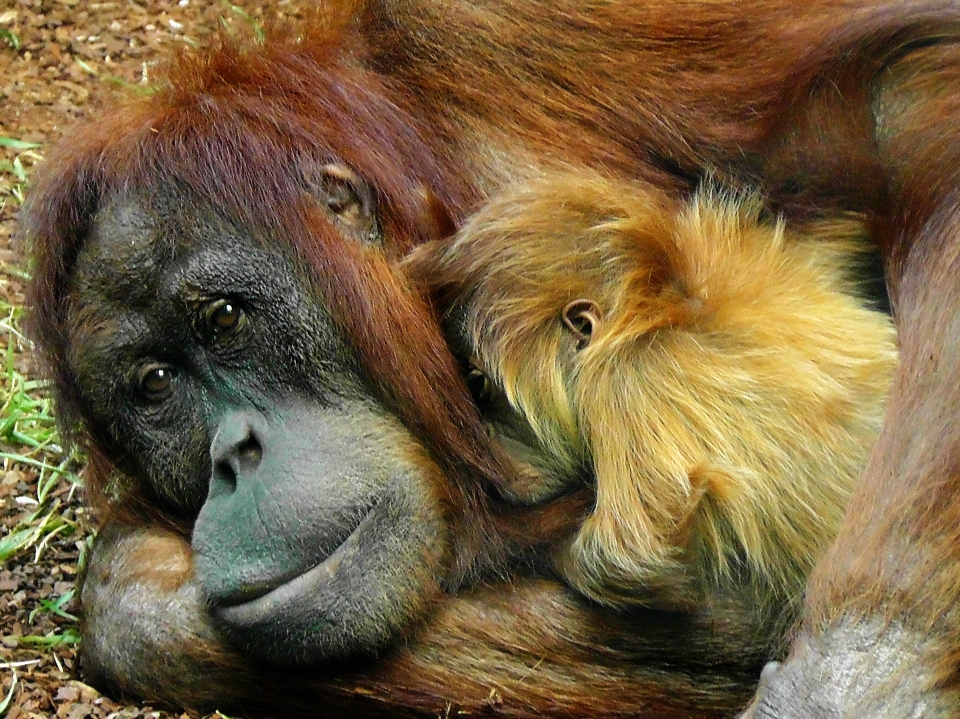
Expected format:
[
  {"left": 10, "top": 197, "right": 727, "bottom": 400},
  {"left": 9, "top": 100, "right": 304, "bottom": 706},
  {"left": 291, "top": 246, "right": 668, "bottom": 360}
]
[
  {"left": 71, "top": 188, "right": 297, "bottom": 306},
  {"left": 72, "top": 194, "right": 167, "bottom": 306}
]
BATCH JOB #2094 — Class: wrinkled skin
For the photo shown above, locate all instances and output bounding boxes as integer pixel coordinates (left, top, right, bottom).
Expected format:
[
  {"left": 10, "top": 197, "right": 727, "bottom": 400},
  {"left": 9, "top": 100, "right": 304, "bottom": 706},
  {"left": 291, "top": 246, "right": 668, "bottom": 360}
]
[{"left": 67, "top": 188, "right": 451, "bottom": 665}]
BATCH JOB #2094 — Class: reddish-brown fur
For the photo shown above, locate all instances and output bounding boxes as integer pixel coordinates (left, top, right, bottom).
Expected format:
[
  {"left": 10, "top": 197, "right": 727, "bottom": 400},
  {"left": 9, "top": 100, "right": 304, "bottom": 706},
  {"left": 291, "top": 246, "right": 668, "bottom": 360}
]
[{"left": 21, "top": 0, "right": 960, "bottom": 716}]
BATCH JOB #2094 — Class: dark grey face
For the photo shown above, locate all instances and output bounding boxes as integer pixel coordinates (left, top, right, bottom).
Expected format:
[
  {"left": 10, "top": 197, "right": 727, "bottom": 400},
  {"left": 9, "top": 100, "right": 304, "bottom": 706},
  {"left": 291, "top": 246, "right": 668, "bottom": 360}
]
[
  {"left": 65, "top": 190, "right": 450, "bottom": 665},
  {"left": 67, "top": 192, "right": 354, "bottom": 511}
]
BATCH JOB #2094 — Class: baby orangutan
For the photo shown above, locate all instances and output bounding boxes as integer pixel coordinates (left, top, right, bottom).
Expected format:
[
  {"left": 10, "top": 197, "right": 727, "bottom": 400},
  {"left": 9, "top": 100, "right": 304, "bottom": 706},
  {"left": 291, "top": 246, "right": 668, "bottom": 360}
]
[{"left": 405, "top": 172, "right": 898, "bottom": 618}]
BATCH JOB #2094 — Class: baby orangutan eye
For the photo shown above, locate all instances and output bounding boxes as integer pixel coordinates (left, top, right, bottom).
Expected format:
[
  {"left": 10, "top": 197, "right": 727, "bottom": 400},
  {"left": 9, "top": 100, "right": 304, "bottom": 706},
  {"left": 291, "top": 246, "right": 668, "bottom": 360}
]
[
  {"left": 466, "top": 363, "right": 493, "bottom": 407},
  {"left": 138, "top": 363, "right": 176, "bottom": 401}
]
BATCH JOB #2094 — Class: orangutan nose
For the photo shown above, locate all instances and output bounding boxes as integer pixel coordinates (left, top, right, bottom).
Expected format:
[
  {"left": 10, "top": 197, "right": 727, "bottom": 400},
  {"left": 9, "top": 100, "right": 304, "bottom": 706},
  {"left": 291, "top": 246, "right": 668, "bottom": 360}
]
[{"left": 209, "top": 411, "right": 265, "bottom": 499}]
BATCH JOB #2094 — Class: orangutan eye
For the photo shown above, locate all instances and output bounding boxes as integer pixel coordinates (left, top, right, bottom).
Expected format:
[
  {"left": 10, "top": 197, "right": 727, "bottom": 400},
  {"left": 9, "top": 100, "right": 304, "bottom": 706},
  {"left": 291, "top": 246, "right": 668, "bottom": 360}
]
[
  {"left": 138, "top": 363, "right": 176, "bottom": 400},
  {"left": 203, "top": 299, "right": 246, "bottom": 336},
  {"left": 466, "top": 364, "right": 493, "bottom": 407}
]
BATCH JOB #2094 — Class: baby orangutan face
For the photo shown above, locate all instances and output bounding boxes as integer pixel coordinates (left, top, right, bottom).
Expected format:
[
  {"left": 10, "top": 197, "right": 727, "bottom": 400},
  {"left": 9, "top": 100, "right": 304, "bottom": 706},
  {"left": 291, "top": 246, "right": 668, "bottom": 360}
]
[
  {"left": 404, "top": 170, "right": 897, "bottom": 613},
  {"left": 461, "top": 357, "right": 583, "bottom": 504}
]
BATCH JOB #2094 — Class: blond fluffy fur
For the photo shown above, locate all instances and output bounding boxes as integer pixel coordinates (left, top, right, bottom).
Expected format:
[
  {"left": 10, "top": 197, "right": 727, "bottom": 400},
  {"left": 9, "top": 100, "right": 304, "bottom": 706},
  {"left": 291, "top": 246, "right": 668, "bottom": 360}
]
[{"left": 408, "top": 171, "right": 898, "bottom": 614}]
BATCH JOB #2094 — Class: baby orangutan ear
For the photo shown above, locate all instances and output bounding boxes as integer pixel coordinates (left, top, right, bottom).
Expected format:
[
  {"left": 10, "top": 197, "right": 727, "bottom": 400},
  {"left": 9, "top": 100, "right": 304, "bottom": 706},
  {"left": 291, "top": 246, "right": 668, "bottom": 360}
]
[
  {"left": 562, "top": 299, "right": 604, "bottom": 349},
  {"left": 309, "top": 164, "right": 380, "bottom": 244}
]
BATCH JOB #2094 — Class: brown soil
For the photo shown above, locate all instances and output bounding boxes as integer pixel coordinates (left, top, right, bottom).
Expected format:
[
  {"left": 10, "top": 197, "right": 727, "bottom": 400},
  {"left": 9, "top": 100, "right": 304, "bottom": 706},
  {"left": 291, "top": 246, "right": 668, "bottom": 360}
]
[{"left": 0, "top": 2, "right": 308, "bottom": 717}]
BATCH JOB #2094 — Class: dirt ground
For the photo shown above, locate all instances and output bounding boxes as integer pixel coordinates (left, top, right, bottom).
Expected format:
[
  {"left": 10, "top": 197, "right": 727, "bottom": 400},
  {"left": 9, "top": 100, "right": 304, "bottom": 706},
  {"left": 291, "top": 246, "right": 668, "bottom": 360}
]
[{"left": 0, "top": 2, "right": 308, "bottom": 717}]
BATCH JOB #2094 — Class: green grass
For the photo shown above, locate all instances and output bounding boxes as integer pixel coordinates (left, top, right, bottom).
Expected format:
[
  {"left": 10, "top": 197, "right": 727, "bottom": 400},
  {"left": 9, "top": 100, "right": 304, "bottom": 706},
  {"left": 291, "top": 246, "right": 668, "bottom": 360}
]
[
  {"left": 1, "top": 138, "right": 85, "bottom": 655},
  {"left": 0, "top": 29, "right": 19, "bottom": 51},
  {"left": 1, "top": 286, "right": 84, "bottom": 568},
  {"left": 28, "top": 588, "right": 77, "bottom": 623},
  {"left": 14, "top": 627, "right": 81, "bottom": 649},
  {"left": 0, "top": 138, "right": 41, "bottom": 209}
]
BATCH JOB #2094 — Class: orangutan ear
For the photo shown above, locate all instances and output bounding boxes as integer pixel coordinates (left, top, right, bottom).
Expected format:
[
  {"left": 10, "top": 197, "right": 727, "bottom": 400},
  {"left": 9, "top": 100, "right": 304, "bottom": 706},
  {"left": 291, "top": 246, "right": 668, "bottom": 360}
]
[
  {"left": 310, "top": 164, "right": 380, "bottom": 244},
  {"left": 562, "top": 299, "right": 604, "bottom": 350}
]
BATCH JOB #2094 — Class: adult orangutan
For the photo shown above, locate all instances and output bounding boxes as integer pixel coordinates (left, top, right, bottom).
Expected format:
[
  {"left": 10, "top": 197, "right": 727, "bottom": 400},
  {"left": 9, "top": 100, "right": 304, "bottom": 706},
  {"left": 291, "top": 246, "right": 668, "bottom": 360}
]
[{"left": 21, "top": 0, "right": 960, "bottom": 716}]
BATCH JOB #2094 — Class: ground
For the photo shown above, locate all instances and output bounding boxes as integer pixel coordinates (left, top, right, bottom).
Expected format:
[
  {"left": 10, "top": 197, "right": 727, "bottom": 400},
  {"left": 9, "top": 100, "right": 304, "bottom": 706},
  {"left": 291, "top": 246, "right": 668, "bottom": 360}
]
[{"left": 0, "top": 2, "right": 307, "bottom": 717}]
